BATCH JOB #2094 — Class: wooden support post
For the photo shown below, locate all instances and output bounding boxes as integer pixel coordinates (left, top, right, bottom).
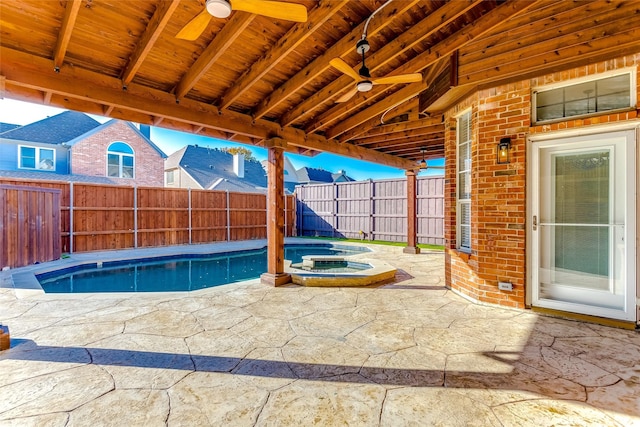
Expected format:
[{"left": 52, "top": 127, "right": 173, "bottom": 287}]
[
  {"left": 0, "top": 324, "right": 9, "bottom": 351},
  {"left": 260, "top": 138, "right": 291, "bottom": 286},
  {"left": 403, "top": 169, "right": 420, "bottom": 254}
]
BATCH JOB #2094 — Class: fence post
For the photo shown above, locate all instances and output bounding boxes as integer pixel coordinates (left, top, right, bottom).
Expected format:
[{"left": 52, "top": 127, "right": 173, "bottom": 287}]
[
  {"left": 133, "top": 186, "right": 138, "bottom": 248},
  {"left": 333, "top": 182, "right": 338, "bottom": 238},
  {"left": 297, "top": 187, "right": 303, "bottom": 237},
  {"left": 69, "top": 181, "right": 74, "bottom": 253},
  {"left": 369, "top": 179, "right": 374, "bottom": 242},
  {"left": 188, "top": 188, "right": 192, "bottom": 245},
  {"left": 226, "top": 190, "right": 231, "bottom": 241}
]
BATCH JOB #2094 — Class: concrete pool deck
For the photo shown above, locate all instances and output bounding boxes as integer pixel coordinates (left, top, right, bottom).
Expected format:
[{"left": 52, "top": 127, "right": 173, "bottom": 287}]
[{"left": 1, "top": 239, "right": 639, "bottom": 426}]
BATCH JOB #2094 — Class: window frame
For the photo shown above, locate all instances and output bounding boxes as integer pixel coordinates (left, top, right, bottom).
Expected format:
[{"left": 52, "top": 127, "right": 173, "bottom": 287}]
[
  {"left": 107, "top": 142, "right": 135, "bottom": 179},
  {"left": 532, "top": 68, "right": 636, "bottom": 125},
  {"left": 166, "top": 169, "right": 175, "bottom": 185},
  {"left": 18, "top": 145, "right": 56, "bottom": 171},
  {"left": 456, "top": 110, "right": 472, "bottom": 253}
]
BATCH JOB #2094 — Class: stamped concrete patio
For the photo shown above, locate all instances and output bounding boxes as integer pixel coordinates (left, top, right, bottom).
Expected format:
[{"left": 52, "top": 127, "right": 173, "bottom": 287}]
[{"left": 1, "top": 240, "right": 639, "bottom": 426}]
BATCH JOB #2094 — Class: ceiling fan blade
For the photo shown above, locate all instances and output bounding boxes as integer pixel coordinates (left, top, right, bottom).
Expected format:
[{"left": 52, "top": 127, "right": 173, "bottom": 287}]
[
  {"left": 329, "top": 58, "right": 360, "bottom": 81},
  {"left": 176, "top": 10, "right": 212, "bottom": 40},
  {"left": 372, "top": 73, "right": 422, "bottom": 85},
  {"left": 232, "top": 0, "right": 308, "bottom": 22},
  {"left": 336, "top": 87, "right": 358, "bottom": 103}
]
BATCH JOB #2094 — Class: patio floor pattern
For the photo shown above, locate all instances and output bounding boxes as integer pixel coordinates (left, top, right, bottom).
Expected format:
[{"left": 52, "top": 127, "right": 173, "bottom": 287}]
[{"left": 1, "top": 242, "right": 639, "bottom": 426}]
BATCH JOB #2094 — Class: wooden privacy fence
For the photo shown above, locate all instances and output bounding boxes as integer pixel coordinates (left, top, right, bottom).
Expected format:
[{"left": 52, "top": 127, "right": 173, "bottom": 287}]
[
  {"left": 0, "top": 178, "right": 295, "bottom": 257},
  {"left": 1, "top": 185, "right": 61, "bottom": 268},
  {"left": 295, "top": 177, "right": 444, "bottom": 245}
]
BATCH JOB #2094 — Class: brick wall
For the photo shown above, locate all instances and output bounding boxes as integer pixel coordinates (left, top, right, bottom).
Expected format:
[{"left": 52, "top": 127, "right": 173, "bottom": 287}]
[
  {"left": 444, "top": 53, "right": 640, "bottom": 310},
  {"left": 71, "top": 121, "right": 164, "bottom": 187}
]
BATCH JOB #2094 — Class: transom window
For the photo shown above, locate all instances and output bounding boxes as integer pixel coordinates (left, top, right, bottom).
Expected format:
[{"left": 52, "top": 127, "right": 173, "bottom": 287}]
[
  {"left": 533, "top": 70, "right": 634, "bottom": 123},
  {"left": 457, "top": 111, "right": 472, "bottom": 252},
  {"left": 19, "top": 146, "right": 55, "bottom": 171},
  {"left": 107, "top": 142, "right": 134, "bottom": 178}
]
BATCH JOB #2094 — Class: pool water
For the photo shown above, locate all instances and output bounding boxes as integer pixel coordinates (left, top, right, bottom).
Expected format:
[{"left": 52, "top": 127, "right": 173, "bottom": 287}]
[{"left": 37, "top": 245, "right": 369, "bottom": 293}]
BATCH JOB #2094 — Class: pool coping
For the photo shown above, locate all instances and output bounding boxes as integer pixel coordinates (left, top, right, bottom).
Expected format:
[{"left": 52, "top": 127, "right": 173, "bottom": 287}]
[
  {"left": 286, "top": 255, "right": 396, "bottom": 287},
  {"left": 1, "top": 238, "right": 377, "bottom": 297}
]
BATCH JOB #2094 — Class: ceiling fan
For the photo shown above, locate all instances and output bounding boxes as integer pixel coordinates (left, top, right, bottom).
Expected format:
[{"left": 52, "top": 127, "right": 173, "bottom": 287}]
[
  {"left": 419, "top": 147, "right": 445, "bottom": 170},
  {"left": 176, "top": 0, "right": 308, "bottom": 41},
  {"left": 330, "top": 37, "right": 422, "bottom": 103}
]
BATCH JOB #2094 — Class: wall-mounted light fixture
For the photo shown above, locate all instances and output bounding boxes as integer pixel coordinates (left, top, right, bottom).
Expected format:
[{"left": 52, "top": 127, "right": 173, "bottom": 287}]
[{"left": 497, "top": 137, "right": 511, "bottom": 164}]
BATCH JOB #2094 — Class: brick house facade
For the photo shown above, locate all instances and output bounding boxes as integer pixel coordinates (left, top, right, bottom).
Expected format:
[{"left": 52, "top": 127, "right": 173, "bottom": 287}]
[
  {"left": 444, "top": 53, "right": 639, "bottom": 322},
  {"left": 71, "top": 121, "right": 165, "bottom": 187}
]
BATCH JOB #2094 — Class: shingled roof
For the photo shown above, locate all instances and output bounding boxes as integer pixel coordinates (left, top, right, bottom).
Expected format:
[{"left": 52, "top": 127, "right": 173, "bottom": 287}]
[
  {"left": 0, "top": 122, "right": 20, "bottom": 134},
  {"left": 0, "top": 111, "right": 100, "bottom": 144},
  {"left": 297, "top": 167, "right": 354, "bottom": 184},
  {"left": 168, "top": 145, "right": 267, "bottom": 192}
]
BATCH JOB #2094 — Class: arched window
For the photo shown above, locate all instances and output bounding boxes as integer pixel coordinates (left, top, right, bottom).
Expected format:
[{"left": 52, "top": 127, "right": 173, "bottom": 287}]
[{"left": 107, "top": 142, "right": 134, "bottom": 178}]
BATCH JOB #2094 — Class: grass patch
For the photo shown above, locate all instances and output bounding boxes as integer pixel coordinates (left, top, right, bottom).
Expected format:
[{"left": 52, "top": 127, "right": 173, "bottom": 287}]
[{"left": 296, "top": 236, "right": 444, "bottom": 251}]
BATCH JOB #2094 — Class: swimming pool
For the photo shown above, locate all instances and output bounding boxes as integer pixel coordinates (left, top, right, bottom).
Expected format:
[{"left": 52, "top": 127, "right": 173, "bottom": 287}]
[{"left": 36, "top": 244, "right": 370, "bottom": 293}]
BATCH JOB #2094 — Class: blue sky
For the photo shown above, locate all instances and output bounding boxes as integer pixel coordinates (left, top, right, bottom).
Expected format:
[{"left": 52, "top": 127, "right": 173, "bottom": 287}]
[{"left": 0, "top": 99, "right": 443, "bottom": 180}]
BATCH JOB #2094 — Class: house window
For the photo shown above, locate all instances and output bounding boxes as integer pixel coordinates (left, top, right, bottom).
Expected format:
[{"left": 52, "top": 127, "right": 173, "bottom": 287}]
[
  {"left": 19, "top": 146, "right": 55, "bottom": 170},
  {"left": 107, "top": 142, "right": 134, "bottom": 178},
  {"left": 533, "top": 70, "right": 634, "bottom": 123},
  {"left": 457, "top": 111, "right": 472, "bottom": 252},
  {"left": 166, "top": 170, "right": 175, "bottom": 185}
]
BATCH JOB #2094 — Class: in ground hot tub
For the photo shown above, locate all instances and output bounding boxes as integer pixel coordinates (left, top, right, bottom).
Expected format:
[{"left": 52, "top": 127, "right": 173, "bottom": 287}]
[{"left": 287, "top": 255, "right": 396, "bottom": 287}]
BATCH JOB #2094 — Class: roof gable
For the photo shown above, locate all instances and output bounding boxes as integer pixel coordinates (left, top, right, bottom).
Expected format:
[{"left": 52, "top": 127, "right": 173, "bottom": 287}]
[
  {"left": 66, "top": 120, "right": 167, "bottom": 158},
  {"left": 0, "top": 111, "right": 100, "bottom": 144}
]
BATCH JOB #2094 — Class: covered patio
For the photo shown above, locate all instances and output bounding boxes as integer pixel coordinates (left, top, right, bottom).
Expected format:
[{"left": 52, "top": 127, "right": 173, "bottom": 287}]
[
  {"left": 1, "top": 241, "right": 639, "bottom": 425},
  {"left": 1, "top": 1, "right": 640, "bottom": 423}
]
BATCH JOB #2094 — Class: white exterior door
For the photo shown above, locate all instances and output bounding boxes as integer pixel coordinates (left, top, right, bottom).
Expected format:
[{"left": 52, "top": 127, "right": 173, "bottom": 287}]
[{"left": 530, "top": 130, "right": 636, "bottom": 321}]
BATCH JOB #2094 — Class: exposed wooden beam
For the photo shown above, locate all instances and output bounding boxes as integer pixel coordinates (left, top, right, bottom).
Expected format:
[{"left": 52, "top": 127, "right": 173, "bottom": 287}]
[
  {"left": 378, "top": 138, "right": 446, "bottom": 155},
  {"left": 121, "top": 0, "right": 180, "bottom": 87},
  {"left": 354, "top": 126, "right": 444, "bottom": 147},
  {"left": 291, "top": 0, "right": 482, "bottom": 131},
  {"left": 252, "top": 0, "right": 421, "bottom": 120},
  {"left": 174, "top": 13, "right": 255, "bottom": 101},
  {"left": 53, "top": 0, "right": 82, "bottom": 71},
  {"left": 218, "top": 0, "right": 347, "bottom": 109},
  {"left": 103, "top": 105, "right": 115, "bottom": 116},
  {"left": 459, "top": 0, "right": 609, "bottom": 65},
  {"left": 325, "top": 0, "right": 543, "bottom": 140},
  {"left": 334, "top": 97, "right": 420, "bottom": 143},
  {"left": 459, "top": 17, "right": 640, "bottom": 86},
  {"left": 326, "top": 83, "right": 424, "bottom": 140},
  {"left": 353, "top": 116, "right": 443, "bottom": 141},
  {"left": 1, "top": 47, "right": 415, "bottom": 170}
]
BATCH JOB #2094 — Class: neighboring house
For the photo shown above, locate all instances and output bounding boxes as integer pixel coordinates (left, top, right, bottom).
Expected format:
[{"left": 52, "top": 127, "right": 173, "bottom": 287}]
[
  {"left": 0, "top": 111, "right": 166, "bottom": 186},
  {"left": 164, "top": 145, "right": 267, "bottom": 193},
  {"left": 296, "top": 167, "right": 354, "bottom": 185},
  {"left": 264, "top": 156, "right": 355, "bottom": 192}
]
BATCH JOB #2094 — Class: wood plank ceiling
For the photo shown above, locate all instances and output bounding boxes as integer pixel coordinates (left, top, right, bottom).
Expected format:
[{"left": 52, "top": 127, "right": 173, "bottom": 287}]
[{"left": 1, "top": 0, "right": 639, "bottom": 170}]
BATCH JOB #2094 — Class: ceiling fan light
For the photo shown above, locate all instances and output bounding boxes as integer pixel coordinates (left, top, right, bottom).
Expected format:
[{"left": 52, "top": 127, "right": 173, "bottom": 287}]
[
  {"left": 357, "top": 80, "right": 373, "bottom": 92},
  {"left": 206, "top": 0, "right": 232, "bottom": 18}
]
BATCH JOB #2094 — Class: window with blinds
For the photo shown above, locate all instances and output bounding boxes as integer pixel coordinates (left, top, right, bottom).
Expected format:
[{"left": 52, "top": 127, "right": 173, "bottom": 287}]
[
  {"left": 533, "top": 70, "right": 634, "bottom": 123},
  {"left": 457, "top": 111, "right": 472, "bottom": 251}
]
